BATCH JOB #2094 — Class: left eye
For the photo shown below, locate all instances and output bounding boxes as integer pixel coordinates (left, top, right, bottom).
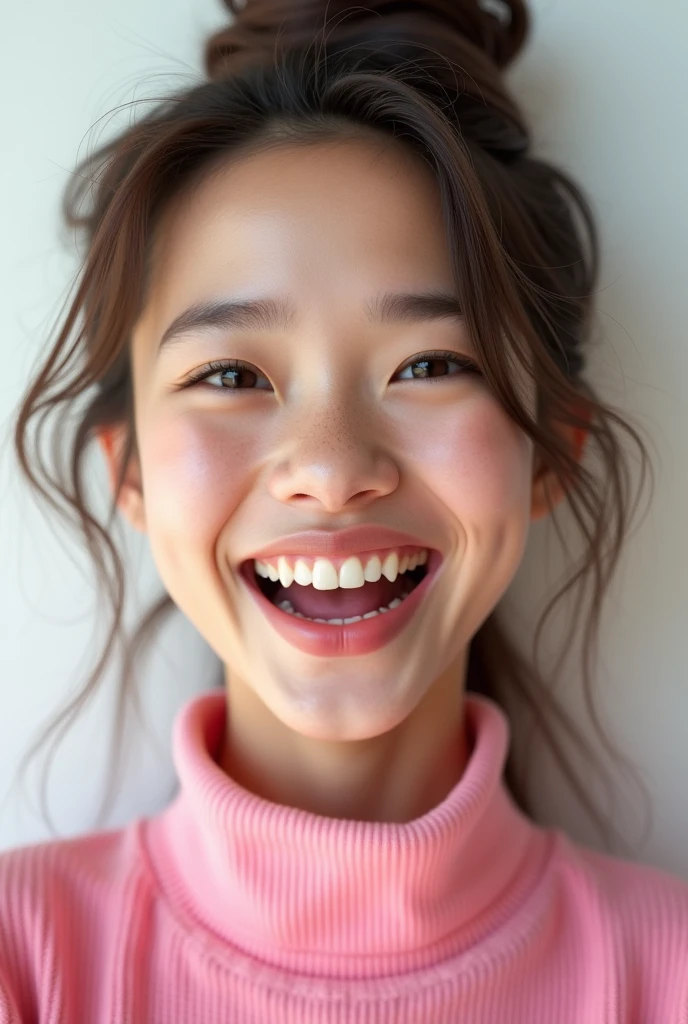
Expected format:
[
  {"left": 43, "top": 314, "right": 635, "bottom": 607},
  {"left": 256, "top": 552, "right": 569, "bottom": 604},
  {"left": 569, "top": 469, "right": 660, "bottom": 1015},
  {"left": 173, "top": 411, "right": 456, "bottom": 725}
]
[{"left": 394, "top": 351, "right": 479, "bottom": 380}]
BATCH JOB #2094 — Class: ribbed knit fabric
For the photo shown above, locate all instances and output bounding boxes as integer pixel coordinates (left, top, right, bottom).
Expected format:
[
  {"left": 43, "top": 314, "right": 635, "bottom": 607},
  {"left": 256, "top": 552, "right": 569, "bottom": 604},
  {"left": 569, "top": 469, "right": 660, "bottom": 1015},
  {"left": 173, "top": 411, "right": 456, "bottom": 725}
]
[{"left": 1, "top": 689, "right": 688, "bottom": 1023}]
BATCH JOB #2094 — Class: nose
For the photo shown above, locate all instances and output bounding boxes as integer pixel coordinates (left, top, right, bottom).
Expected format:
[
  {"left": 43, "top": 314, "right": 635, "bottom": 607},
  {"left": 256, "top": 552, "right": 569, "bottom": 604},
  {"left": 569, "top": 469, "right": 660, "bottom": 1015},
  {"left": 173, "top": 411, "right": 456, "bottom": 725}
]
[{"left": 266, "top": 394, "right": 400, "bottom": 513}]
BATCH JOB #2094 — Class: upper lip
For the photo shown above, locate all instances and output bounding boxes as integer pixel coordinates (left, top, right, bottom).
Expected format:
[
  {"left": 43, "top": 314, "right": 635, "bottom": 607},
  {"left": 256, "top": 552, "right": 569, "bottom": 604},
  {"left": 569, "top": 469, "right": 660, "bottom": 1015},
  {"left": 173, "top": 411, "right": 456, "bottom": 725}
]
[{"left": 242, "top": 525, "right": 440, "bottom": 563}]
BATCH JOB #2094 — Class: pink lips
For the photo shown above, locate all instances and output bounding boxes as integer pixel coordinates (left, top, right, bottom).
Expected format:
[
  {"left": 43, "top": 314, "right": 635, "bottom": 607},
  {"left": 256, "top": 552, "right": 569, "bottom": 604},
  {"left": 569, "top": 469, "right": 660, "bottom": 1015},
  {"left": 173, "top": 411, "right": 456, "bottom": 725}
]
[
  {"left": 243, "top": 524, "right": 439, "bottom": 563},
  {"left": 239, "top": 549, "right": 442, "bottom": 657}
]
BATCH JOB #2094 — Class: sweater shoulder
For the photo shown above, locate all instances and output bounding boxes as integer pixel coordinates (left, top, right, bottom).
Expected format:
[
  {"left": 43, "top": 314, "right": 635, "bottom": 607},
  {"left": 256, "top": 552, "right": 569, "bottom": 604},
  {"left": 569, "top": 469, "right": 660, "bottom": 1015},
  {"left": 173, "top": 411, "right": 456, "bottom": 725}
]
[
  {"left": 0, "top": 822, "right": 148, "bottom": 1020},
  {"left": 555, "top": 829, "right": 688, "bottom": 914},
  {"left": 552, "top": 828, "right": 688, "bottom": 958},
  {"left": 0, "top": 820, "right": 145, "bottom": 911},
  {"left": 547, "top": 831, "right": 688, "bottom": 1017}
]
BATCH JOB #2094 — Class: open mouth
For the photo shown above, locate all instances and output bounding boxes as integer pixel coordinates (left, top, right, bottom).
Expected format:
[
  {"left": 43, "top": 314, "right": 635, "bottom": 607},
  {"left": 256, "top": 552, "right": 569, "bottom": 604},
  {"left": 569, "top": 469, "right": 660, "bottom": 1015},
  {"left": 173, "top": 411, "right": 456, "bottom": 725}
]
[
  {"left": 238, "top": 549, "right": 442, "bottom": 656},
  {"left": 251, "top": 560, "right": 429, "bottom": 625}
]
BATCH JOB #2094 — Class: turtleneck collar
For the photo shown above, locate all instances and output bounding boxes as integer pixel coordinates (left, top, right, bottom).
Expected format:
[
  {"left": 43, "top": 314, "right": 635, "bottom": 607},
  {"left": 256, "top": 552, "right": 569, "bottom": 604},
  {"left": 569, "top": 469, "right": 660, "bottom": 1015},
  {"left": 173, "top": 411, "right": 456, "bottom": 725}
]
[{"left": 142, "top": 687, "right": 549, "bottom": 978}]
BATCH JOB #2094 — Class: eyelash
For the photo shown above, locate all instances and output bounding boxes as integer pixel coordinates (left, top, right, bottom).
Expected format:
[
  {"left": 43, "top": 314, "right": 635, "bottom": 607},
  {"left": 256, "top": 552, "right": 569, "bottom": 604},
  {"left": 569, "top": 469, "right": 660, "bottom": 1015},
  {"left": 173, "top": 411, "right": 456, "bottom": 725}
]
[{"left": 181, "top": 351, "right": 480, "bottom": 391}]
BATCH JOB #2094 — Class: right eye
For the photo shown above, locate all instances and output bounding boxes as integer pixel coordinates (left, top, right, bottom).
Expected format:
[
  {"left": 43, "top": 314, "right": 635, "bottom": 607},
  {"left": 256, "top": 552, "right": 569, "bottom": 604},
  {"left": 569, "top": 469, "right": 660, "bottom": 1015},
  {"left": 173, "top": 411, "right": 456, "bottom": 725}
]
[{"left": 182, "top": 359, "right": 273, "bottom": 392}]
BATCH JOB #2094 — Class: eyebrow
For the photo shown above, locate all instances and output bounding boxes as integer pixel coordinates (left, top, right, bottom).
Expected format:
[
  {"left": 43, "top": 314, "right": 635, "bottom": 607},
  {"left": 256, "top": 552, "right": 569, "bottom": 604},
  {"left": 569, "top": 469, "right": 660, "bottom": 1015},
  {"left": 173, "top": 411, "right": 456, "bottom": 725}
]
[{"left": 157, "top": 290, "right": 464, "bottom": 354}]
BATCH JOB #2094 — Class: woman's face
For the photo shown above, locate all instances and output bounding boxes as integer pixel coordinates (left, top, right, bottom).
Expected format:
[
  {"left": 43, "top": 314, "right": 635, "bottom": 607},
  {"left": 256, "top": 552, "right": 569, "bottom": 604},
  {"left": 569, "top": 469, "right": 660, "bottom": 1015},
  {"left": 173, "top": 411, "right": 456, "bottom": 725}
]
[{"left": 125, "top": 134, "right": 537, "bottom": 742}]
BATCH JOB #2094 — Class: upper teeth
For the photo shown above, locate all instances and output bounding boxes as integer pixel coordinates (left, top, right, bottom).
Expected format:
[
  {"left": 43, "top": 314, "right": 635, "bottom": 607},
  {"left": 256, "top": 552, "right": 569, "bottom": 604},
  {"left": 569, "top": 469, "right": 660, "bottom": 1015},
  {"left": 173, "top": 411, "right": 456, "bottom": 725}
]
[{"left": 254, "top": 548, "right": 428, "bottom": 590}]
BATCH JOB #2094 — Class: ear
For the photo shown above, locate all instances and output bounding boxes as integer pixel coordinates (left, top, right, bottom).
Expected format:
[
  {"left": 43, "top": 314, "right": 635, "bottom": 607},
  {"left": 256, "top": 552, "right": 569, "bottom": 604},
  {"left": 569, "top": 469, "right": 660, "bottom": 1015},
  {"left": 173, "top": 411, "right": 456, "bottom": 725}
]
[
  {"left": 530, "top": 408, "right": 590, "bottom": 522},
  {"left": 95, "top": 425, "right": 147, "bottom": 533}
]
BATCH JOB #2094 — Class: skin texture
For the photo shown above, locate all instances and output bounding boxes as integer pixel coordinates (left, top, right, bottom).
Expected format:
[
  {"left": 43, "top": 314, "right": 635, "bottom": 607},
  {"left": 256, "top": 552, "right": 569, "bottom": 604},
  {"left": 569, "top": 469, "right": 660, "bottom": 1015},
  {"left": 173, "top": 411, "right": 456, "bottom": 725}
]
[{"left": 98, "top": 134, "right": 581, "bottom": 823}]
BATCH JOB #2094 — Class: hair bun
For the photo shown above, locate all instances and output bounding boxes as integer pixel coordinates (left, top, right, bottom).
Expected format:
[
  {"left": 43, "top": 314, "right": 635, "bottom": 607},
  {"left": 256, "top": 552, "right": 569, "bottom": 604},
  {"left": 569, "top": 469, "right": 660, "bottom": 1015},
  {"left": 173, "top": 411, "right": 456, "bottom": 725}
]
[{"left": 206, "top": 0, "right": 529, "bottom": 82}]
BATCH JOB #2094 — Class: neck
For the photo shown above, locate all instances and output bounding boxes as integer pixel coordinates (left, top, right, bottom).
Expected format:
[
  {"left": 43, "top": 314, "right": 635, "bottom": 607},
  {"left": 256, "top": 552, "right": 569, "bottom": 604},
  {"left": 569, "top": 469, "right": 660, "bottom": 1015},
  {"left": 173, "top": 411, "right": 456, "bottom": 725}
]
[{"left": 219, "top": 654, "right": 471, "bottom": 823}]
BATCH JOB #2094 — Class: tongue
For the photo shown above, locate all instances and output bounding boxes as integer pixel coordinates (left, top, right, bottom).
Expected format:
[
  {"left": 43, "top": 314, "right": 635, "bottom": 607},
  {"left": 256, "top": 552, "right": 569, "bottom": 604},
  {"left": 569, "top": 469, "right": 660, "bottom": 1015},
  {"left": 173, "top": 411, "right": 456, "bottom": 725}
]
[{"left": 273, "top": 575, "right": 408, "bottom": 618}]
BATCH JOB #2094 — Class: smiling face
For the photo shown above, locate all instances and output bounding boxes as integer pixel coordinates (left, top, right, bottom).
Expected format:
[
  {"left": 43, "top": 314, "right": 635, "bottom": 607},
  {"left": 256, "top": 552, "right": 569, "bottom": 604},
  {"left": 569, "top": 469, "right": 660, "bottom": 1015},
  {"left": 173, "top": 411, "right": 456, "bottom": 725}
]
[{"left": 114, "top": 132, "right": 544, "bottom": 746}]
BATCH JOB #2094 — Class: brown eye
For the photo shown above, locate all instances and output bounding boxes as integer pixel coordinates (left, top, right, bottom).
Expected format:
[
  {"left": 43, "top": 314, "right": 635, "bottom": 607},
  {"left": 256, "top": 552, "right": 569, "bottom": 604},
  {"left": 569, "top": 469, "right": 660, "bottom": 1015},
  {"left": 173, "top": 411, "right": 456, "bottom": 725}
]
[
  {"left": 395, "top": 351, "right": 479, "bottom": 381},
  {"left": 184, "top": 359, "right": 272, "bottom": 391}
]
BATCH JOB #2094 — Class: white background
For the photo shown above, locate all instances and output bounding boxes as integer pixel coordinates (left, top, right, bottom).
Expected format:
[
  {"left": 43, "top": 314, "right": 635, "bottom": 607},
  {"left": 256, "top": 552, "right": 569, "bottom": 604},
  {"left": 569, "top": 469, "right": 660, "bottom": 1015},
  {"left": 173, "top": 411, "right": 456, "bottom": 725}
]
[{"left": 1, "top": 0, "right": 686, "bottom": 878}]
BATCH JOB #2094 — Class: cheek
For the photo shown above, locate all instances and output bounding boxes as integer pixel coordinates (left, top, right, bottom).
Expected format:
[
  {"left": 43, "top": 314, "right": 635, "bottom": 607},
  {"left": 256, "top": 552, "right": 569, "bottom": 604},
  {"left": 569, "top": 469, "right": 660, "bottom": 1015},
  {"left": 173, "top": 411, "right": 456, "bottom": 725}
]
[
  {"left": 139, "top": 411, "right": 258, "bottom": 549},
  {"left": 402, "top": 395, "right": 533, "bottom": 527}
]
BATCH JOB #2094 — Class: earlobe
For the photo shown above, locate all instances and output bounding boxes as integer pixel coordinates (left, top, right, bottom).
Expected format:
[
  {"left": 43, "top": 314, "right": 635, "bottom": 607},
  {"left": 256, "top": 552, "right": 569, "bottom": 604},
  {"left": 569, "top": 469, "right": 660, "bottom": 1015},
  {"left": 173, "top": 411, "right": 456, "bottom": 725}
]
[
  {"left": 530, "top": 418, "right": 589, "bottom": 522},
  {"left": 530, "top": 461, "right": 566, "bottom": 521},
  {"left": 95, "top": 425, "right": 147, "bottom": 533}
]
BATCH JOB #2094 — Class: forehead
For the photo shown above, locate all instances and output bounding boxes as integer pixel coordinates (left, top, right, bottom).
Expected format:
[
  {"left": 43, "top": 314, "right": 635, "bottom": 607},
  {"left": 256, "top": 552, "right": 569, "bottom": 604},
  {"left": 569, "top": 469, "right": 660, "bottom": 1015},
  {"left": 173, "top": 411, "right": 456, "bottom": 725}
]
[
  {"left": 143, "top": 136, "right": 454, "bottom": 316},
  {"left": 132, "top": 136, "right": 539, "bottom": 422}
]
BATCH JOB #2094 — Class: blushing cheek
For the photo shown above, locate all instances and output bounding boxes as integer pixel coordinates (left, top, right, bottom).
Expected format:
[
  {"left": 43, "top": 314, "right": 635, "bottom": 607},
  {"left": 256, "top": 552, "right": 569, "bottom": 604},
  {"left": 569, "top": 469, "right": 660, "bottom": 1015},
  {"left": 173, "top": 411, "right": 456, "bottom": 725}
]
[
  {"left": 140, "top": 412, "right": 260, "bottom": 561},
  {"left": 406, "top": 399, "right": 532, "bottom": 533}
]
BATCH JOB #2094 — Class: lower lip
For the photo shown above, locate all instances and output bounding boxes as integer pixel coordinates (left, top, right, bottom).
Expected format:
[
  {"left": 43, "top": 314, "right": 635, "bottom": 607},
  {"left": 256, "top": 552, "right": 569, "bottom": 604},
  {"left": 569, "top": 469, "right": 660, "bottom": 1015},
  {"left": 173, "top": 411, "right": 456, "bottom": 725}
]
[{"left": 239, "top": 551, "right": 442, "bottom": 657}]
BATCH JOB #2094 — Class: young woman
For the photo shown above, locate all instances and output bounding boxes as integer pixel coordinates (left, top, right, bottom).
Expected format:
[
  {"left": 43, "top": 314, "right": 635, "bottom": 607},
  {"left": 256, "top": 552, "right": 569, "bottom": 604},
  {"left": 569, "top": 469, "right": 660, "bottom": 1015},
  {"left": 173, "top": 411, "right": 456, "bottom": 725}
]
[{"left": 3, "top": 0, "right": 687, "bottom": 1020}]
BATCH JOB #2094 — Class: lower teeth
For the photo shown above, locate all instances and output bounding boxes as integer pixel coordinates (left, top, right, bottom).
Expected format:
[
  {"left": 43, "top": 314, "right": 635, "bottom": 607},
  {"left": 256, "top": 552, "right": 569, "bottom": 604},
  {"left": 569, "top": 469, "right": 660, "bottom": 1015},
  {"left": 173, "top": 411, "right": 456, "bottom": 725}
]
[{"left": 276, "top": 589, "right": 413, "bottom": 624}]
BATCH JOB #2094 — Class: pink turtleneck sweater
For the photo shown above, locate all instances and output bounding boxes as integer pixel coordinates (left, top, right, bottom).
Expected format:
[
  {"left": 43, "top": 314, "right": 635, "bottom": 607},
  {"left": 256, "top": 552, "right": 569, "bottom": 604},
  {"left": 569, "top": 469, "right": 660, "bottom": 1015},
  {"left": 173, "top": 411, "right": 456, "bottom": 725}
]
[{"left": 1, "top": 689, "right": 687, "bottom": 1023}]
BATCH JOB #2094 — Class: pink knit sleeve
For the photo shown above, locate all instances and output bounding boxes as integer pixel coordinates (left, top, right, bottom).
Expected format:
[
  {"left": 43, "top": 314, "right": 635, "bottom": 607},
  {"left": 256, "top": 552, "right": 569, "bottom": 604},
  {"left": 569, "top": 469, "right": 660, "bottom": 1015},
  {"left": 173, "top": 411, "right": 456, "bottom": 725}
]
[
  {"left": 0, "top": 846, "right": 40, "bottom": 1024},
  {"left": 554, "top": 833, "right": 688, "bottom": 1020},
  {"left": 0, "top": 978, "right": 23, "bottom": 1024}
]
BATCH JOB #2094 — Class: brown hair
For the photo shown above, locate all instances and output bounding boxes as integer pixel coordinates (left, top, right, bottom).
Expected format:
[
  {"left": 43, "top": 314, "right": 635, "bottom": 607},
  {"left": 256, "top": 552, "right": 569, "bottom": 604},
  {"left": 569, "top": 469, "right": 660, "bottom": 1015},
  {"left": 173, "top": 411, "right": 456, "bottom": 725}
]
[{"left": 11, "top": 0, "right": 654, "bottom": 850}]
